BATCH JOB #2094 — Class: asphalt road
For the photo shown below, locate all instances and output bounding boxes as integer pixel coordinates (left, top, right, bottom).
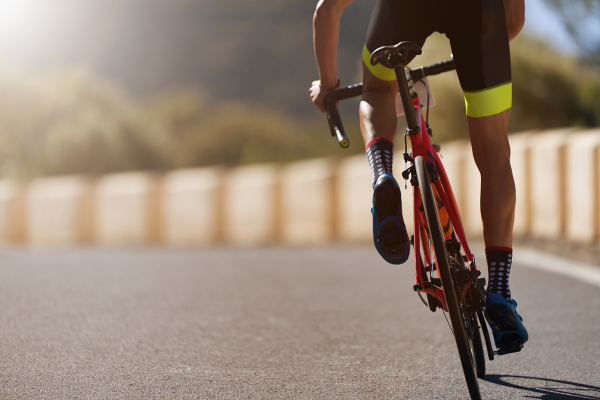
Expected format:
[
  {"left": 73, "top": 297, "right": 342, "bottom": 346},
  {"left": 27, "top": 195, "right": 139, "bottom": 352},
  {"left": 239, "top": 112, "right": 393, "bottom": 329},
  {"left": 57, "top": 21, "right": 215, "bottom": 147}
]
[{"left": 0, "top": 245, "right": 598, "bottom": 399}]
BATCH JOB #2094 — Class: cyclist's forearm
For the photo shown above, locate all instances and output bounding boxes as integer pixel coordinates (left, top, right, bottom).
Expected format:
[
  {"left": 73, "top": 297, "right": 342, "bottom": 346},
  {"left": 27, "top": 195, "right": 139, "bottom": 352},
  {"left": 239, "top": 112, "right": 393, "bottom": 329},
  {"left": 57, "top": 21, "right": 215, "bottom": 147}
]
[{"left": 313, "top": 0, "right": 353, "bottom": 87}]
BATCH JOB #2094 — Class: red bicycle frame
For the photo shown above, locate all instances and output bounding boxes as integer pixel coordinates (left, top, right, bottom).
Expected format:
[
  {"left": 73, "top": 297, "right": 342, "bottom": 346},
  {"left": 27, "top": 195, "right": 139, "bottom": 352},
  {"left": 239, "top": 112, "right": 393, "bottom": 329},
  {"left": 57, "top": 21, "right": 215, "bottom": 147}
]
[{"left": 408, "top": 95, "right": 477, "bottom": 312}]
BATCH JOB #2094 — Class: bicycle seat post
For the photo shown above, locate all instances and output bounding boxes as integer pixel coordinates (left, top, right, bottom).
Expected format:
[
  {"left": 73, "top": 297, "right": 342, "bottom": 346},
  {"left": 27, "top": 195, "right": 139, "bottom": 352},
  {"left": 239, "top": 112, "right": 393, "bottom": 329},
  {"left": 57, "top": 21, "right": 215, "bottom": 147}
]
[
  {"left": 395, "top": 67, "right": 420, "bottom": 134},
  {"left": 369, "top": 41, "right": 422, "bottom": 134}
]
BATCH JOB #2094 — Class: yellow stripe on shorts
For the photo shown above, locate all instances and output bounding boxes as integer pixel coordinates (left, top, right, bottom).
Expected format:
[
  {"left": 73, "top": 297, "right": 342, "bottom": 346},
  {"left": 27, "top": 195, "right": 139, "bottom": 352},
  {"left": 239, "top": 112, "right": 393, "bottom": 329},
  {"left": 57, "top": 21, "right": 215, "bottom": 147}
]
[
  {"left": 464, "top": 82, "right": 512, "bottom": 117},
  {"left": 362, "top": 43, "right": 396, "bottom": 81}
]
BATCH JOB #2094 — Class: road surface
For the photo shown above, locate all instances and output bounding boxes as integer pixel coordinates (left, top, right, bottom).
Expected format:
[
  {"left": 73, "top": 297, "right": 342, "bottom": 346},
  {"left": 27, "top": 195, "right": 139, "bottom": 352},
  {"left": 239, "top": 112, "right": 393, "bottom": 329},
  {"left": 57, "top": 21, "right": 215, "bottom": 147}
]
[{"left": 0, "top": 245, "right": 598, "bottom": 399}]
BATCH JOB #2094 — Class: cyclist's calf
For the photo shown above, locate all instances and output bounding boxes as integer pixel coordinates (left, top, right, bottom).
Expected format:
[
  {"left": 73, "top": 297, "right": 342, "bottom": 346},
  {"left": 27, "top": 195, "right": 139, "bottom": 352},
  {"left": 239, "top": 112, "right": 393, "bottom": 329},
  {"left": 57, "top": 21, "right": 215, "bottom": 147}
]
[{"left": 467, "top": 109, "right": 516, "bottom": 248}]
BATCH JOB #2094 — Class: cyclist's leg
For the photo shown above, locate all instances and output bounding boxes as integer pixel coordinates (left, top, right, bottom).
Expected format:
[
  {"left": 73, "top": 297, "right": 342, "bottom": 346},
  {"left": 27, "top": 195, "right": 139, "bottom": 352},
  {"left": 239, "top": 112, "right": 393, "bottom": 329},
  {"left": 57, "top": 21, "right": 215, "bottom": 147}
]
[
  {"left": 448, "top": 0, "right": 527, "bottom": 348},
  {"left": 361, "top": 0, "right": 431, "bottom": 264},
  {"left": 361, "top": 65, "right": 411, "bottom": 264},
  {"left": 467, "top": 110, "right": 515, "bottom": 248}
]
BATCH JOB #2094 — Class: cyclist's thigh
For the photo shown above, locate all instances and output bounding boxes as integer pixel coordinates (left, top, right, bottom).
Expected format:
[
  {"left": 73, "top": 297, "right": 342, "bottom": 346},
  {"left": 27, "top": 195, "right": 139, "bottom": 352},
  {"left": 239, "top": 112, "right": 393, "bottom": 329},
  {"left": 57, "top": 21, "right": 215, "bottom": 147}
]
[
  {"left": 363, "top": 0, "right": 433, "bottom": 85},
  {"left": 447, "top": 0, "right": 512, "bottom": 118}
]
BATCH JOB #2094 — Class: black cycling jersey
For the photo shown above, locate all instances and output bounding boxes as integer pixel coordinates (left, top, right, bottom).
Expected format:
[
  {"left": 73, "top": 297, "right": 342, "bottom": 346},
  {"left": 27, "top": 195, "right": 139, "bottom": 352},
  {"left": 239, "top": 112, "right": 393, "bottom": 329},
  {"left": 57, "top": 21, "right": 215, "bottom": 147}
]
[{"left": 363, "top": 0, "right": 512, "bottom": 117}]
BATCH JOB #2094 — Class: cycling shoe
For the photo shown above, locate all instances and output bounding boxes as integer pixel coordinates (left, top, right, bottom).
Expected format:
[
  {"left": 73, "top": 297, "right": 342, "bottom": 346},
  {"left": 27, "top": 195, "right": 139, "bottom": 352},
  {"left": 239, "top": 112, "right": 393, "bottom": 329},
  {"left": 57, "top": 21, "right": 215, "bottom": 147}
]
[
  {"left": 372, "top": 173, "right": 410, "bottom": 264},
  {"left": 485, "top": 293, "right": 528, "bottom": 354}
]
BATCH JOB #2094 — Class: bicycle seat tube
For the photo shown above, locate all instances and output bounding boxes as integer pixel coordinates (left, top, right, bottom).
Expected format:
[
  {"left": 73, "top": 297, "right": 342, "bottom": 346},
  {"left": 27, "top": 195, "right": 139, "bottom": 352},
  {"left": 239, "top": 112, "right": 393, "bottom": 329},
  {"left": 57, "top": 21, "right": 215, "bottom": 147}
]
[{"left": 395, "top": 67, "right": 420, "bottom": 134}]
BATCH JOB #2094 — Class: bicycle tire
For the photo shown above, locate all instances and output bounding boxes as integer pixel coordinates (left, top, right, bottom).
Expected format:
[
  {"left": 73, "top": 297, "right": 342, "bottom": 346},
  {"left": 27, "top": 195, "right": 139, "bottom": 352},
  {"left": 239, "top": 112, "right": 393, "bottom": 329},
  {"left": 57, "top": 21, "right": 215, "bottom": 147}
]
[
  {"left": 414, "top": 156, "right": 481, "bottom": 400},
  {"left": 471, "top": 315, "right": 486, "bottom": 378}
]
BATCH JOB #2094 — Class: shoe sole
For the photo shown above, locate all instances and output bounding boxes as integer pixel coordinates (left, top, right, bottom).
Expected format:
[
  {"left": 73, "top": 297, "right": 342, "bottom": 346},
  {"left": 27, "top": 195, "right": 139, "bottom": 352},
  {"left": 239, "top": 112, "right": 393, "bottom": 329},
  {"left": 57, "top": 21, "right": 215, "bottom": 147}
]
[
  {"left": 373, "top": 176, "right": 408, "bottom": 260},
  {"left": 374, "top": 176, "right": 400, "bottom": 221}
]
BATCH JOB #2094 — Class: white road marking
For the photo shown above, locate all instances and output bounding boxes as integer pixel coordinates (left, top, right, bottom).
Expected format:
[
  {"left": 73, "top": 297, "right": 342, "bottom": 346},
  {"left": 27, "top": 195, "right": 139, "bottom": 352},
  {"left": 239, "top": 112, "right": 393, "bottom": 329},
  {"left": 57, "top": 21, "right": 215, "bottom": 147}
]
[{"left": 515, "top": 247, "right": 600, "bottom": 287}]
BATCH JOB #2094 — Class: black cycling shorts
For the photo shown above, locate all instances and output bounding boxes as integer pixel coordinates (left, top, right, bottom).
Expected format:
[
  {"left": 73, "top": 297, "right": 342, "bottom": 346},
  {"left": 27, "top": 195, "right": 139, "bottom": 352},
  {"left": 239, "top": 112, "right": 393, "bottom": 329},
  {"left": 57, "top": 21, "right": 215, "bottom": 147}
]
[{"left": 364, "top": 0, "right": 512, "bottom": 117}]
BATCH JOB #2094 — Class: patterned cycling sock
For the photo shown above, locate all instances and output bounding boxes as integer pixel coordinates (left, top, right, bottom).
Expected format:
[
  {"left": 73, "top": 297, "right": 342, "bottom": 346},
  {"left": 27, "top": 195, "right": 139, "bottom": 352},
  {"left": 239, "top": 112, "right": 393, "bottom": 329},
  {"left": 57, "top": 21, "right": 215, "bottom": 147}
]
[
  {"left": 486, "top": 247, "right": 513, "bottom": 301},
  {"left": 366, "top": 138, "right": 394, "bottom": 188}
]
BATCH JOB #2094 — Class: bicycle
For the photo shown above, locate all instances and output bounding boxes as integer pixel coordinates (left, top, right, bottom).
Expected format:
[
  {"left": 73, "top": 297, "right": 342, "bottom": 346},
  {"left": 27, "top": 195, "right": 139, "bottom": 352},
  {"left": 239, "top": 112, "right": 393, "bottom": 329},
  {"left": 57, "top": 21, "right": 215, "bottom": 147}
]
[{"left": 323, "top": 42, "right": 523, "bottom": 400}]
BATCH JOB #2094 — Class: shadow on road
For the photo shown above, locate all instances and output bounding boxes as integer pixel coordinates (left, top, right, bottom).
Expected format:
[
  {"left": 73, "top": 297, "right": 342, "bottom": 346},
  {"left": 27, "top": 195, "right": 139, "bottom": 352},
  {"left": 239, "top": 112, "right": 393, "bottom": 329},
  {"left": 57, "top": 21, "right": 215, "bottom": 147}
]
[{"left": 484, "top": 374, "right": 600, "bottom": 399}]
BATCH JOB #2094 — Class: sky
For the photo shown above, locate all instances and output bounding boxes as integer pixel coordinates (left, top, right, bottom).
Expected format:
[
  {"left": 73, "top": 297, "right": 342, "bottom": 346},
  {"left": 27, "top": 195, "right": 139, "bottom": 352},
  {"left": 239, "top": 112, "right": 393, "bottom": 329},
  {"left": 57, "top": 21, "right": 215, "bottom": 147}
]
[
  {"left": 524, "top": 0, "right": 600, "bottom": 55},
  {"left": 524, "top": 0, "right": 577, "bottom": 52}
]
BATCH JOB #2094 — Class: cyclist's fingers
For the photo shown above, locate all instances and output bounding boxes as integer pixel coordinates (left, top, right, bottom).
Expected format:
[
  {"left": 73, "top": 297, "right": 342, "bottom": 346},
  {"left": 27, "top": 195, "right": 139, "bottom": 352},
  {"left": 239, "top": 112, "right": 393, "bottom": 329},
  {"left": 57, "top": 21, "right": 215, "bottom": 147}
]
[
  {"left": 313, "top": 95, "right": 328, "bottom": 113},
  {"left": 309, "top": 83, "right": 329, "bottom": 113},
  {"left": 310, "top": 80, "right": 342, "bottom": 113}
]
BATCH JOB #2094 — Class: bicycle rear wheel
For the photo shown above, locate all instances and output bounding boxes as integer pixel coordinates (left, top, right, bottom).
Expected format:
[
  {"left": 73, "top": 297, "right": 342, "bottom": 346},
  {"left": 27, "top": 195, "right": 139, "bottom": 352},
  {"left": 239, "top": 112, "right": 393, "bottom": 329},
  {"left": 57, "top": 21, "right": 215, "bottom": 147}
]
[
  {"left": 470, "top": 314, "right": 486, "bottom": 378},
  {"left": 415, "top": 156, "right": 481, "bottom": 400}
]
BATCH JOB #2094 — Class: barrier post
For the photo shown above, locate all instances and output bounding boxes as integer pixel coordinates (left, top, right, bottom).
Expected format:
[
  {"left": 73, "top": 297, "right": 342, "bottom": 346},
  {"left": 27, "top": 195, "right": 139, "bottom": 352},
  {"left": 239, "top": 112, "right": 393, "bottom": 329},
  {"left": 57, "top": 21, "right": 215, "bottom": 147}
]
[
  {"left": 95, "top": 172, "right": 162, "bottom": 246},
  {"left": 281, "top": 158, "right": 336, "bottom": 245},
  {"left": 565, "top": 129, "right": 600, "bottom": 242},
  {"left": 337, "top": 155, "right": 372, "bottom": 242},
  {"left": 530, "top": 128, "right": 579, "bottom": 239},
  {"left": 223, "top": 164, "right": 280, "bottom": 246},
  {"left": 162, "top": 167, "right": 225, "bottom": 246},
  {"left": 27, "top": 176, "right": 95, "bottom": 246},
  {"left": 0, "top": 181, "right": 26, "bottom": 244}
]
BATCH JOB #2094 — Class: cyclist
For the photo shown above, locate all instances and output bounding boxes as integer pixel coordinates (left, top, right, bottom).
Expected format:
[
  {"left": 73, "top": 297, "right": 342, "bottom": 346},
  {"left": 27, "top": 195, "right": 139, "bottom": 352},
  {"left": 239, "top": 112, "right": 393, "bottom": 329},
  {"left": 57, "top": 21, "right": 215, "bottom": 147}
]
[{"left": 310, "top": 0, "right": 528, "bottom": 351}]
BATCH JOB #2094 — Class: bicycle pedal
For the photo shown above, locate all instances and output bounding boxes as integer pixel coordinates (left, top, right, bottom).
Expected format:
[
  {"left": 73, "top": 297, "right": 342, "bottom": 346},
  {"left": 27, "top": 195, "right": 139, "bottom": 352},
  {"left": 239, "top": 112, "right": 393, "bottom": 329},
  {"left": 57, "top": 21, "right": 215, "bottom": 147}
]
[
  {"left": 378, "top": 231, "right": 408, "bottom": 256},
  {"left": 496, "top": 335, "right": 524, "bottom": 356}
]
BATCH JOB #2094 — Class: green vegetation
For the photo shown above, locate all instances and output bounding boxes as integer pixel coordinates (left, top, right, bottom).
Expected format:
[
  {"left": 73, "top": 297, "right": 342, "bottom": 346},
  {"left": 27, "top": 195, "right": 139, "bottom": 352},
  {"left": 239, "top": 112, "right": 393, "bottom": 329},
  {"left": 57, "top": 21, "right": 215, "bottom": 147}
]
[
  {"left": 543, "top": 0, "right": 600, "bottom": 63},
  {"left": 510, "top": 36, "right": 600, "bottom": 131},
  {"left": 0, "top": 68, "right": 343, "bottom": 179}
]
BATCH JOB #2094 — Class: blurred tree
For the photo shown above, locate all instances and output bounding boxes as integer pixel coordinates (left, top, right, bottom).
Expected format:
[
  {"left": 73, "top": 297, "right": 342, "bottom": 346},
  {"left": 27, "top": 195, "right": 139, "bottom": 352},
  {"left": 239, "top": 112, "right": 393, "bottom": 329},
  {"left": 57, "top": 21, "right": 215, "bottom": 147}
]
[
  {"left": 138, "top": 94, "right": 337, "bottom": 168},
  {"left": 543, "top": 0, "right": 600, "bottom": 63},
  {"left": 510, "top": 35, "right": 600, "bottom": 130},
  {"left": 0, "top": 67, "right": 349, "bottom": 179}
]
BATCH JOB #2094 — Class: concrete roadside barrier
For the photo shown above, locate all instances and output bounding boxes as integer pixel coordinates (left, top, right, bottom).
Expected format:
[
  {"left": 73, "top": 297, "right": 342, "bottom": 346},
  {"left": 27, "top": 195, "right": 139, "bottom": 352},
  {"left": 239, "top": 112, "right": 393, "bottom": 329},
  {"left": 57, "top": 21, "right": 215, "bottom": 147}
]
[
  {"left": 281, "top": 158, "right": 336, "bottom": 245},
  {"left": 509, "top": 132, "right": 535, "bottom": 237},
  {"left": 565, "top": 129, "right": 600, "bottom": 242},
  {"left": 530, "top": 128, "right": 579, "bottom": 240},
  {"left": 223, "top": 164, "right": 279, "bottom": 246},
  {"left": 0, "top": 181, "right": 26, "bottom": 244},
  {"left": 95, "top": 172, "right": 161, "bottom": 246},
  {"left": 337, "top": 155, "right": 372, "bottom": 242},
  {"left": 27, "top": 176, "right": 94, "bottom": 246},
  {"left": 4, "top": 127, "right": 596, "bottom": 249},
  {"left": 162, "top": 167, "right": 224, "bottom": 246}
]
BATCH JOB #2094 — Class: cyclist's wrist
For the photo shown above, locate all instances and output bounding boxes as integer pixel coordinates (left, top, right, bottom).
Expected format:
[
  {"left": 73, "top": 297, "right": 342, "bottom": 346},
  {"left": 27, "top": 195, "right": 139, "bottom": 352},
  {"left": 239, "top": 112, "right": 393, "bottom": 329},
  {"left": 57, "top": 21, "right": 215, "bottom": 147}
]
[{"left": 319, "top": 77, "right": 341, "bottom": 91}]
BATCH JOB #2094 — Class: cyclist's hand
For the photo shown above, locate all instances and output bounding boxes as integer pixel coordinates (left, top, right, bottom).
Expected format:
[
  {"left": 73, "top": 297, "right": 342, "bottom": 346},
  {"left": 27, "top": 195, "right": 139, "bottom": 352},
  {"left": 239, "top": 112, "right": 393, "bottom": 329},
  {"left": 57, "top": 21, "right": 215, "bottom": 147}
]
[{"left": 310, "top": 79, "right": 341, "bottom": 113}]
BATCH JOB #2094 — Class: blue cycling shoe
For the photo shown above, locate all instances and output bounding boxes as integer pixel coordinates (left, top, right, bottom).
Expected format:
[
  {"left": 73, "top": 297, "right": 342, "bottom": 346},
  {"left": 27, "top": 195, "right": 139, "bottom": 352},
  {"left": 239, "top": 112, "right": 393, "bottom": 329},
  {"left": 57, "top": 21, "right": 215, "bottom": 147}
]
[
  {"left": 372, "top": 173, "right": 410, "bottom": 265},
  {"left": 485, "top": 293, "right": 528, "bottom": 355}
]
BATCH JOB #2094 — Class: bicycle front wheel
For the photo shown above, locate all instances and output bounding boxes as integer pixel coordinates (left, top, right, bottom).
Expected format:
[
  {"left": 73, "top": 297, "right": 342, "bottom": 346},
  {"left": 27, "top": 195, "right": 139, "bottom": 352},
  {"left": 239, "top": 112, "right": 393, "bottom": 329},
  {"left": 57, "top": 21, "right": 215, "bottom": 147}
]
[{"left": 415, "top": 156, "right": 481, "bottom": 400}]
